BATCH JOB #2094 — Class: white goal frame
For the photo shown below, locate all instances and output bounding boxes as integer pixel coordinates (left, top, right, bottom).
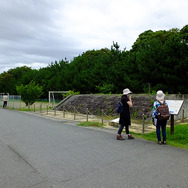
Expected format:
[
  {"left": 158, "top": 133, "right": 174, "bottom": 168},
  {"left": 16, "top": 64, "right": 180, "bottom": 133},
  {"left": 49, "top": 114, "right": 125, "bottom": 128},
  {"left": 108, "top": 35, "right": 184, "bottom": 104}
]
[{"left": 48, "top": 91, "right": 69, "bottom": 106}]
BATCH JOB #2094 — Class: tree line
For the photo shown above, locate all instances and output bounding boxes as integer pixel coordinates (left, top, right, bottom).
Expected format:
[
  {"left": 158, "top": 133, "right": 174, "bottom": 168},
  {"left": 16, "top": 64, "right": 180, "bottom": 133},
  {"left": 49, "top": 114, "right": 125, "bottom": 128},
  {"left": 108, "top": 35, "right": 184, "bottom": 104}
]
[{"left": 0, "top": 25, "right": 188, "bottom": 98}]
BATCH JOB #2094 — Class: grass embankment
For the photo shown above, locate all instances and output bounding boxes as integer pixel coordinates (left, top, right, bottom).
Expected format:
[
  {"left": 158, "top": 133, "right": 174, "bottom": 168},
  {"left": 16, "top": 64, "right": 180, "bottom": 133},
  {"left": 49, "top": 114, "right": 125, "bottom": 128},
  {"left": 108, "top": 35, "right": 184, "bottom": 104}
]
[
  {"left": 79, "top": 121, "right": 188, "bottom": 150},
  {"left": 133, "top": 123, "right": 188, "bottom": 150}
]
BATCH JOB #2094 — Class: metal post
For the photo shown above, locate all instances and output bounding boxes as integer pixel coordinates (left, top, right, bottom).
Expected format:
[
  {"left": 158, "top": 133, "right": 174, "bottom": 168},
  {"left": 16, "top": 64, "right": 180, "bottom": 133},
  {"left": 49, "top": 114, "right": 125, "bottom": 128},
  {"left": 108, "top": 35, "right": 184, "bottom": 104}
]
[
  {"left": 142, "top": 114, "right": 145, "bottom": 134},
  {"left": 47, "top": 105, "right": 48, "bottom": 115}
]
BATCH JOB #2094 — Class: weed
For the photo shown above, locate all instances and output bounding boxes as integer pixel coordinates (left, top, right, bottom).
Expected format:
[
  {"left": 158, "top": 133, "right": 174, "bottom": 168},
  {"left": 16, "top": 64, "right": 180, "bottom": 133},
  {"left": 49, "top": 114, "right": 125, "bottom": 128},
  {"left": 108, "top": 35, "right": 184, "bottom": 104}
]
[
  {"left": 151, "top": 90, "right": 156, "bottom": 95},
  {"left": 134, "top": 109, "right": 138, "bottom": 118},
  {"left": 97, "top": 108, "right": 101, "bottom": 116},
  {"left": 78, "top": 121, "right": 104, "bottom": 127}
]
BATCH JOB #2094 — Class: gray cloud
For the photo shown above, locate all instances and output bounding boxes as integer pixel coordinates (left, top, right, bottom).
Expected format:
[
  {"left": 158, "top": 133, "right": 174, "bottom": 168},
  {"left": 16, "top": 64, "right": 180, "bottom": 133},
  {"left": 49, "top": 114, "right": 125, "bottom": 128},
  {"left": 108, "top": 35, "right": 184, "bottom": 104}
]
[{"left": 0, "top": 0, "right": 187, "bottom": 73}]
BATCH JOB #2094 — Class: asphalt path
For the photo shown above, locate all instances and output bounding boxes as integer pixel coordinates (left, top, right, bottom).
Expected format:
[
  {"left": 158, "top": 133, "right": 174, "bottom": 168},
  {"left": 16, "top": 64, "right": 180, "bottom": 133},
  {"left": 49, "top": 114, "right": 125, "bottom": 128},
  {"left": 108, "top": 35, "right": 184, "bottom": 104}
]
[{"left": 0, "top": 108, "right": 188, "bottom": 188}]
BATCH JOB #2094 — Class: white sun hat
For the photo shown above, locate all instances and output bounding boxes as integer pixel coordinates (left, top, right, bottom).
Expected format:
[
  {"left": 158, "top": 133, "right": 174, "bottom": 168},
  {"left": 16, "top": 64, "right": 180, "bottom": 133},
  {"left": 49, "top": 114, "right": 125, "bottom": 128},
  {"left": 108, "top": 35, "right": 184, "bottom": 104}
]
[
  {"left": 156, "top": 90, "right": 165, "bottom": 100},
  {"left": 123, "top": 88, "right": 132, "bottom": 95}
]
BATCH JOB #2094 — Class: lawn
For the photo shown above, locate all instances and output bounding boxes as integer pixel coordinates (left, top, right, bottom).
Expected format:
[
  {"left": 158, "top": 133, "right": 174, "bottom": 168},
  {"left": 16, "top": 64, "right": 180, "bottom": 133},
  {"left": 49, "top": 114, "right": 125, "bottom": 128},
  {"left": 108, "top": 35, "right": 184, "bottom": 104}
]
[{"left": 133, "top": 123, "right": 188, "bottom": 150}]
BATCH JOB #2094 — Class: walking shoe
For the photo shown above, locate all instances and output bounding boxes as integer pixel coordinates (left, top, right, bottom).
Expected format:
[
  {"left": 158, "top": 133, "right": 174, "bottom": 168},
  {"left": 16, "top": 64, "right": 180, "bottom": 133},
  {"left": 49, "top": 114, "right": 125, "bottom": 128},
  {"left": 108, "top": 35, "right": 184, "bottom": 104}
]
[
  {"left": 128, "top": 134, "right": 134, "bottom": 139},
  {"left": 162, "top": 141, "right": 166, "bottom": 145},
  {"left": 117, "top": 135, "right": 125, "bottom": 140},
  {"left": 158, "top": 141, "right": 162, "bottom": 145}
]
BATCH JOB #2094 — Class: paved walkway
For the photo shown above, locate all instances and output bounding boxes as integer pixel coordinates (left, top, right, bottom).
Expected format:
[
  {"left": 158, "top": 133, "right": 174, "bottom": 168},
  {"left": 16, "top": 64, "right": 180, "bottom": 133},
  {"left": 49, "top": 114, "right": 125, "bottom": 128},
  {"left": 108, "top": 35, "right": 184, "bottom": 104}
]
[{"left": 1, "top": 108, "right": 188, "bottom": 187}]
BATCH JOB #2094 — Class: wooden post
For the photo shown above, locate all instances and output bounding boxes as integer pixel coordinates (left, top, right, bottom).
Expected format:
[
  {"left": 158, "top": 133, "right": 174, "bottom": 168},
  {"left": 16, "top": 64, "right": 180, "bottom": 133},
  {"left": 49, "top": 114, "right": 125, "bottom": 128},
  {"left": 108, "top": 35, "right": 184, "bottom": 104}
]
[
  {"left": 74, "top": 107, "right": 76, "bottom": 120},
  {"left": 13, "top": 96, "right": 14, "bottom": 109},
  {"left": 102, "top": 109, "right": 104, "bottom": 124},
  {"left": 19, "top": 99, "right": 21, "bottom": 110},
  {"left": 86, "top": 108, "right": 88, "bottom": 122},
  {"left": 142, "top": 114, "right": 145, "bottom": 134},
  {"left": 170, "top": 114, "right": 174, "bottom": 134},
  {"left": 63, "top": 106, "right": 65, "bottom": 118},
  {"left": 34, "top": 104, "right": 35, "bottom": 112},
  {"left": 54, "top": 108, "right": 56, "bottom": 116},
  {"left": 40, "top": 103, "right": 42, "bottom": 113},
  {"left": 181, "top": 109, "right": 184, "bottom": 122}
]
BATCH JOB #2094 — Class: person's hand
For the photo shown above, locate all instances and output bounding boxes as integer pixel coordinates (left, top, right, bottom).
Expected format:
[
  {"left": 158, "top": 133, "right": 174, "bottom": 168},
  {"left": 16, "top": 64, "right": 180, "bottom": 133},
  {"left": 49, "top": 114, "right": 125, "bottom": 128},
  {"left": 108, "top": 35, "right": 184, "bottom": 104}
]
[
  {"left": 127, "top": 95, "right": 132, "bottom": 107},
  {"left": 128, "top": 95, "right": 131, "bottom": 100}
]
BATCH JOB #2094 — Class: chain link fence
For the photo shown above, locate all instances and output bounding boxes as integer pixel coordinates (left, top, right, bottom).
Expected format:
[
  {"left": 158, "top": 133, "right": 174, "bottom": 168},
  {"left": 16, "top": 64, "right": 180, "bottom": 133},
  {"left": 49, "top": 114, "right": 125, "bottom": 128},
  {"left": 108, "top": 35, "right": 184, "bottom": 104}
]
[{"left": 0, "top": 95, "right": 21, "bottom": 109}]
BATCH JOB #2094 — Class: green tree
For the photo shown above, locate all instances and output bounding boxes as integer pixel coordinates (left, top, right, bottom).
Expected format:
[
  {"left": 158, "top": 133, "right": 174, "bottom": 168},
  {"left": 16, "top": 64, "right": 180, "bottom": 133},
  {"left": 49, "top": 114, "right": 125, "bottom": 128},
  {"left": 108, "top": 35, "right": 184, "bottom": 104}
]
[
  {"left": 0, "top": 66, "right": 36, "bottom": 94},
  {"left": 16, "top": 81, "right": 43, "bottom": 106},
  {"left": 33, "top": 59, "right": 70, "bottom": 98},
  {"left": 69, "top": 49, "right": 112, "bottom": 93},
  {"left": 1, "top": 25, "right": 187, "bottom": 95},
  {"left": 180, "top": 25, "right": 188, "bottom": 42},
  {"left": 130, "top": 27, "right": 188, "bottom": 93}
]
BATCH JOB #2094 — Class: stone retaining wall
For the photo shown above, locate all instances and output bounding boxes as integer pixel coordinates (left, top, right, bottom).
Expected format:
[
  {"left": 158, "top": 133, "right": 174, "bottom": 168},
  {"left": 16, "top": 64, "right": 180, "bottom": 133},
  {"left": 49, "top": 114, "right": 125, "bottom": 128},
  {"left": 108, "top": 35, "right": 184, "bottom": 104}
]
[{"left": 56, "top": 94, "right": 187, "bottom": 120}]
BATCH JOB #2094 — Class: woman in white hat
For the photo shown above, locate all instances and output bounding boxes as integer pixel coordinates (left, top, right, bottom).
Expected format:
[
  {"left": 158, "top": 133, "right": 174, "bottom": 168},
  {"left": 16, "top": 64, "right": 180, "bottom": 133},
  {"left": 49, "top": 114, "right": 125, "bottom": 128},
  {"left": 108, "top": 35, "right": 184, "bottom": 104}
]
[
  {"left": 3, "top": 93, "right": 8, "bottom": 108},
  {"left": 117, "top": 88, "right": 134, "bottom": 140},
  {"left": 152, "top": 90, "right": 169, "bottom": 144}
]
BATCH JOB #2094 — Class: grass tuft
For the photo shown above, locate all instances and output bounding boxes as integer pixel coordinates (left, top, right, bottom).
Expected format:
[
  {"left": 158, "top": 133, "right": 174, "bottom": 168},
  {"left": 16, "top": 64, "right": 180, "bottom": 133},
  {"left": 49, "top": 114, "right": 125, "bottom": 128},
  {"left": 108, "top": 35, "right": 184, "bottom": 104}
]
[{"left": 78, "top": 121, "right": 104, "bottom": 127}]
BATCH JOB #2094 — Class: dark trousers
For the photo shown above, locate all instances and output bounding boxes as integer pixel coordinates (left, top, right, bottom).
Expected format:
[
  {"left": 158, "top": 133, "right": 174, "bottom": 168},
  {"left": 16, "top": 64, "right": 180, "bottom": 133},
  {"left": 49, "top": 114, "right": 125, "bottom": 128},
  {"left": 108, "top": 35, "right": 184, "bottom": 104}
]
[
  {"left": 156, "top": 120, "right": 167, "bottom": 141},
  {"left": 3, "top": 101, "right": 7, "bottom": 108},
  {"left": 117, "top": 124, "right": 130, "bottom": 135}
]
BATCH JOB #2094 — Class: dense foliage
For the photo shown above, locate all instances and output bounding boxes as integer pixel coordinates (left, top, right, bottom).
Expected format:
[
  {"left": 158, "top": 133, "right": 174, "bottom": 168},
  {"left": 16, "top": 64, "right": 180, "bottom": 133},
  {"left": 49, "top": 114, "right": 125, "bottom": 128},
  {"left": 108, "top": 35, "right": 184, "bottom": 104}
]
[
  {"left": 16, "top": 81, "right": 43, "bottom": 106},
  {"left": 0, "top": 25, "right": 188, "bottom": 97}
]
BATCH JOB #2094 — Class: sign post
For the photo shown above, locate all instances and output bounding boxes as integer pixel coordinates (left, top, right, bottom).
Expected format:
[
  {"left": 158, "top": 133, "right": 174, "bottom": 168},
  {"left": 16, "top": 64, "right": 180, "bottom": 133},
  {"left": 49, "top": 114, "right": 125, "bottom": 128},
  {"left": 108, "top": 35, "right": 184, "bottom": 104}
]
[
  {"left": 166, "top": 100, "right": 184, "bottom": 134},
  {"left": 170, "top": 114, "right": 174, "bottom": 134}
]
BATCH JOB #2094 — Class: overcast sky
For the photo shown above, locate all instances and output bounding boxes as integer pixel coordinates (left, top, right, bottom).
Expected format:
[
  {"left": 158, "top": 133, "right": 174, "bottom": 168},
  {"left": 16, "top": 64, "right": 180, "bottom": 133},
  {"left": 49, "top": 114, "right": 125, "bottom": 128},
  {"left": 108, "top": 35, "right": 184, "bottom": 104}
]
[{"left": 0, "top": 0, "right": 187, "bottom": 73}]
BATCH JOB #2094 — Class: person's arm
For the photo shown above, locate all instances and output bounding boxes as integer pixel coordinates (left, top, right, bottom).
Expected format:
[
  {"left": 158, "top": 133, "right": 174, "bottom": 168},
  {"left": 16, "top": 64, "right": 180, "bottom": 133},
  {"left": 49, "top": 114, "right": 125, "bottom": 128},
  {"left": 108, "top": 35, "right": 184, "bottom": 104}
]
[
  {"left": 127, "top": 95, "right": 133, "bottom": 107},
  {"left": 151, "top": 101, "right": 156, "bottom": 125},
  {"left": 152, "top": 102, "right": 157, "bottom": 118}
]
